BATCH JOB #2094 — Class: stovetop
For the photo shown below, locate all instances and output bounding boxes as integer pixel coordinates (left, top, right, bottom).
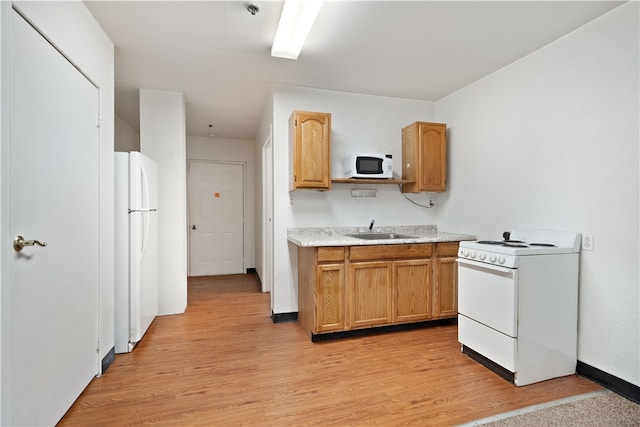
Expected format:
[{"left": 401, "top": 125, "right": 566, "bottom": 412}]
[{"left": 458, "top": 229, "right": 582, "bottom": 267}]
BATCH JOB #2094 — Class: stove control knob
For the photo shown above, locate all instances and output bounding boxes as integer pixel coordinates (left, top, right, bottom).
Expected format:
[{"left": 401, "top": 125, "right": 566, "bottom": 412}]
[
  {"left": 479, "top": 252, "right": 486, "bottom": 261},
  {"left": 460, "top": 249, "right": 468, "bottom": 257},
  {"left": 489, "top": 254, "right": 497, "bottom": 263},
  {"left": 469, "top": 251, "right": 476, "bottom": 259},
  {"left": 498, "top": 256, "right": 506, "bottom": 265}
]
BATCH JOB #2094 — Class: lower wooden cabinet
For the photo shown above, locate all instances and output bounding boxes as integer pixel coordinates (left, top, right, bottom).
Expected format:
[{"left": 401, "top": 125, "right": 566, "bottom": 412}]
[
  {"left": 393, "top": 259, "right": 432, "bottom": 323},
  {"left": 349, "top": 261, "right": 393, "bottom": 328},
  {"left": 316, "top": 263, "right": 345, "bottom": 332},
  {"left": 297, "top": 242, "right": 459, "bottom": 339},
  {"left": 297, "top": 247, "right": 345, "bottom": 335},
  {"left": 433, "top": 259, "right": 457, "bottom": 318}
]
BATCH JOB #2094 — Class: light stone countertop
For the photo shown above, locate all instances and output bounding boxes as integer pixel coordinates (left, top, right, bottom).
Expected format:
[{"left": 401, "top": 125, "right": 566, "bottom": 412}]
[{"left": 287, "top": 225, "right": 476, "bottom": 247}]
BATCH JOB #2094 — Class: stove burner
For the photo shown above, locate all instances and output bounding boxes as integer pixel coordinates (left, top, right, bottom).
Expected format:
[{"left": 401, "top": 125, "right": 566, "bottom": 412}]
[
  {"left": 475, "top": 240, "right": 556, "bottom": 249},
  {"left": 503, "top": 242, "right": 527, "bottom": 248},
  {"left": 476, "top": 240, "right": 527, "bottom": 247}
]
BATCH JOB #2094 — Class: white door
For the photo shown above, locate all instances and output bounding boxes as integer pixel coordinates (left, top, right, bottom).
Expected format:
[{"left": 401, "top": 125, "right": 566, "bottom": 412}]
[
  {"left": 6, "top": 10, "right": 99, "bottom": 426},
  {"left": 189, "top": 161, "right": 244, "bottom": 276}
]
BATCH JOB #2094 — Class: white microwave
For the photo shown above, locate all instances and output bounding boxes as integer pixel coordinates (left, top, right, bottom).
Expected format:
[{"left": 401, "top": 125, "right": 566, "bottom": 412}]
[{"left": 343, "top": 153, "right": 393, "bottom": 179}]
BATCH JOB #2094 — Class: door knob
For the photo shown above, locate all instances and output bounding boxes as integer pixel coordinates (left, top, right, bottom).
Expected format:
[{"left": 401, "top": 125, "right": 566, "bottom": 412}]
[
  {"left": 192, "top": 225, "right": 197, "bottom": 230},
  {"left": 13, "top": 235, "right": 47, "bottom": 252}
]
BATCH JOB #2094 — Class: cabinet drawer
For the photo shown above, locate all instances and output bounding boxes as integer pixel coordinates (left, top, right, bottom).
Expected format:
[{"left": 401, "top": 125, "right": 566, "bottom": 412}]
[
  {"left": 435, "top": 242, "right": 459, "bottom": 257},
  {"left": 317, "top": 247, "right": 345, "bottom": 263},
  {"left": 349, "top": 243, "right": 433, "bottom": 261}
]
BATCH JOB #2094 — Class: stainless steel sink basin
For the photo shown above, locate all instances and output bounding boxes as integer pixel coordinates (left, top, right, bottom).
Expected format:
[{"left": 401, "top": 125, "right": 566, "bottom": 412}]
[{"left": 344, "top": 232, "right": 418, "bottom": 240}]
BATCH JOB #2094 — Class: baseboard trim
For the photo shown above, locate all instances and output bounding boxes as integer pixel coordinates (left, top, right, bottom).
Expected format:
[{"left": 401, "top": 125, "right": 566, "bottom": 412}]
[
  {"left": 462, "top": 344, "right": 515, "bottom": 383},
  {"left": 311, "top": 318, "right": 457, "bottom": 342},
  {"left": 248, "top": 268, "right": 262, "bottom": 290},
  {"left": 271, "top": 312, "right": 298, "bottom": 323},
  {"left": 577, "top": 360, "right": 640, "bottom": 403},
  {"left": 101, "top": 346, "right": 115, "bottom": 374}
]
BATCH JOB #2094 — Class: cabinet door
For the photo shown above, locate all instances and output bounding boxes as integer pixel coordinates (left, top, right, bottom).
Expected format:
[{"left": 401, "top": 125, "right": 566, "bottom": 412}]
[
  {"left": 433, "top": 256, "right": 458, "bottom": 318},
  {"left": 316, "top": 264, "right": 345, "bottom": 332},
  {"left": 402, "top": 122, "right": 447, "bottom": 193},
  {"left": 290, "top": 111, "right": 331, "bottom": 190},
  {"left": 417, "top": 122, "right": 446, "bottom": 192},
  {"left": 348, "top": 261, "right": 392, "bottom": 328},
  {"left": 393, "top": 259, "right": 432, "bottom": 323}
]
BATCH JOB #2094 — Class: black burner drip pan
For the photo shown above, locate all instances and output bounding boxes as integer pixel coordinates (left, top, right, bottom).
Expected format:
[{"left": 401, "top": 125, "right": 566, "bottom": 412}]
[{"left": 475, "top": 240, "right": 556, "bottom": 248}]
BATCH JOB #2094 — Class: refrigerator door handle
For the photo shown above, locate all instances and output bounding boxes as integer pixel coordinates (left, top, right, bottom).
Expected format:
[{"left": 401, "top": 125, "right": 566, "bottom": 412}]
[
  {"left": 140, "top": 162, "right": 152, "bottom": 260},
  {"left": 129, "top": 208, "right": 157, "bottom": 213}
]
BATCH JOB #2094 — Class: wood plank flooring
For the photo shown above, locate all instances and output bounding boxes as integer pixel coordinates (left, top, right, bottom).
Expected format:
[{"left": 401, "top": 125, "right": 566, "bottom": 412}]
[{"left": 59, "top": 274, "right": 601, "bottom": 426}]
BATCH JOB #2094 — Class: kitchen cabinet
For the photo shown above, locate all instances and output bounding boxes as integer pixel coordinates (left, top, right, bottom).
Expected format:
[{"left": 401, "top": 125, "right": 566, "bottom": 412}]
[
  {"left": 297, "top": 241, "right": 460, "bottom": 340},
  {"left": 297, "top": 247, "right": 345, "bottom": 334},
  {"left": 348, "top": 261, "right": 393, "bottom": 328},
  {"left": 348, "top": 244, "right": 433, "bottom": 329},
  {"left": 298, "top": 241, "right": 459, "bottom": 338},
  {"left": 394, "top": 259, "right": 432, "bottom": 323},
  {"left": 432, "top": 242, "right": 459, "bottom": 318},
  {"left": 289, "top": 111, "right": 331, "bottom": 191},
  {"left": 401, "top": 121, "right": 447, "bottom": 193}
]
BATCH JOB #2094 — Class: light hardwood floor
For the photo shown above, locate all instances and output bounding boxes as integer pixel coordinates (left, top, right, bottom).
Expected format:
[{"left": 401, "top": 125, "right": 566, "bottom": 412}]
[{"left": 59, "top": 274, "right": 601, "bottom": 426}]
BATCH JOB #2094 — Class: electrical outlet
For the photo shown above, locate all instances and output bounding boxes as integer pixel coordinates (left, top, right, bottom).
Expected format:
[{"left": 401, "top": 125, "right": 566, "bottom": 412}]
[
  {"left": 351, "top": 189, "right": 377, "bottom": 198},
  {"left": 582, "top": 234, "right": 594, "bottom": 251}
]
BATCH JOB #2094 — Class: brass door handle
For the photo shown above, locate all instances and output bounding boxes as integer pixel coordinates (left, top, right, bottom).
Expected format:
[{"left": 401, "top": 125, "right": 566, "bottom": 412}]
[{"left": 13, "top": 235, "right": 47, "bottom": 252}]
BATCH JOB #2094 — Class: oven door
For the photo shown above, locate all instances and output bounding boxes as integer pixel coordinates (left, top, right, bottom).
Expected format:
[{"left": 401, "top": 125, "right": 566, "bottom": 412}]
[{"left": 457, "top": 258, "right": 518, "bottom": 337}]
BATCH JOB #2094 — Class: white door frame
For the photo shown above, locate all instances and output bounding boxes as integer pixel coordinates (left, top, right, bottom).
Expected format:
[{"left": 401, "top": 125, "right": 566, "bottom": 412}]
[
  {"left": 187, "top": 159, "right": 246, "bottom": 276},
  {"left": 262, "top": 131, "right": 274, "bottom": 295}
]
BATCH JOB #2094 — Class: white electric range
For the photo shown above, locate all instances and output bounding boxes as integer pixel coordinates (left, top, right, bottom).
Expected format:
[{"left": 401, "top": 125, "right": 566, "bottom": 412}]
[{"left": 457, "top": 228, "right": 582, "bottom": 386}]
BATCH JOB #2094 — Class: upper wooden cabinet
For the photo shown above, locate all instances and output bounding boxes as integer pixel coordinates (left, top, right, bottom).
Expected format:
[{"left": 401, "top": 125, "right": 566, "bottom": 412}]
[
  {"left": 289, "top": 111, "right": 331, "bottom": 191},
  {"left": 401, "top": 121, "right": 447, "bottom": 193}
]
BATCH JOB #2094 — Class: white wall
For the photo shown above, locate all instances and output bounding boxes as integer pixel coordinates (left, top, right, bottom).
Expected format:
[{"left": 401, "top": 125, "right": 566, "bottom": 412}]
[
  {"left": 0, "top": 0, "right": 114, "bottom": 420},
  {"left": 434, "top": 2, "right": 639, "bottom": 386},
  {"left": 140, "top": 89, "right": 187, "bottom": 315},
  {"left": 186, "top": 136, "right": 256, "bottom": 271},
  {"left": 265, "top": 85, "right": 436, "bottom": 314},
  {"left": 115, "top": 114, "right": 139, "bottom": 152}
]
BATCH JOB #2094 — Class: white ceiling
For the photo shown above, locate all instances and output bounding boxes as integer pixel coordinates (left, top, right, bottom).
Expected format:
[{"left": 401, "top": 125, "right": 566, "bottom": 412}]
[{"left": 84, "top": 0, "right": 625, "bottom": 140}]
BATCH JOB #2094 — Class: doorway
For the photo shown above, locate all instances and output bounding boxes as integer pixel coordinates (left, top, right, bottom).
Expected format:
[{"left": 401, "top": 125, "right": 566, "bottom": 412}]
[{"left": 188, "top": 161, "right": 245, "bottom": 276}]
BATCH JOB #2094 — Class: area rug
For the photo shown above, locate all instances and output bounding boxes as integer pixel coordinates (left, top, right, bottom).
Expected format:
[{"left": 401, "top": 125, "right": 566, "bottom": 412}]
[{"left": 460, "top": 390, "right": 639, "bottom": 427}]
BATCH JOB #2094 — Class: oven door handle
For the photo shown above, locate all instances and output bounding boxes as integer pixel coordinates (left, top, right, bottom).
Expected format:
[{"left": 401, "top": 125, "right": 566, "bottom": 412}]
[{"left": 457, "top": 258, "right": 515, "bottom": 275}]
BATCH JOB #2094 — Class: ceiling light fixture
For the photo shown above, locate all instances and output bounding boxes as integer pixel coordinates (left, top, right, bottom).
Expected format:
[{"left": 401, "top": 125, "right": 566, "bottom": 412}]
[{"left": 271, "top": 0, "right": 323, "bottom": 60}]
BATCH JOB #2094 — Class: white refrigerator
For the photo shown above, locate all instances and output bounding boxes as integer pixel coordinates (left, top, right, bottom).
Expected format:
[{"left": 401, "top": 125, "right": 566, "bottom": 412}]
[{"left": 114, "top": 151, "right": 159, "bottom": 353}]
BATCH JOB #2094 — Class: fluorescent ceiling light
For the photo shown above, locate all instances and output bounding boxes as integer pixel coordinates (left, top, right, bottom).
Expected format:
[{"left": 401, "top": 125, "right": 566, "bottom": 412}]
[{"left": 271, "top": 0, "right": 323, "bottom": 60}]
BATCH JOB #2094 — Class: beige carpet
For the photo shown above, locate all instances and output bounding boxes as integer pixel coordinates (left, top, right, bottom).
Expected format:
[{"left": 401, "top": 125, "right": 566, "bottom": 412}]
[{"left": 460, "top": 390, "right": 639, "bottom": 427}]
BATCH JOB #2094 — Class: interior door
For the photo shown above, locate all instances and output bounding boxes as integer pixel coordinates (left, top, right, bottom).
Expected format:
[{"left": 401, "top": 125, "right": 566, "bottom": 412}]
[
  {"left": 7, "top": 9, "right": 99, "bottom": 425},
  {"left": 189, "top": 161, "right": 244, "bottom": 276}
]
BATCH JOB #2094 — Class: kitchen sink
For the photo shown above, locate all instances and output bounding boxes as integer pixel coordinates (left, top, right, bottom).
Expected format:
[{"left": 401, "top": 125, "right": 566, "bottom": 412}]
[{"left": 344, "top": 232, "right": 418, "bottom": 240}]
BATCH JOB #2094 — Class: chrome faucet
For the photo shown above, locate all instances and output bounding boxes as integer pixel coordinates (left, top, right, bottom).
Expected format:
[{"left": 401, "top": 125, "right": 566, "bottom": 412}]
[{"left": 369, "top": 219, "right": 375, "bottom": 231}]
